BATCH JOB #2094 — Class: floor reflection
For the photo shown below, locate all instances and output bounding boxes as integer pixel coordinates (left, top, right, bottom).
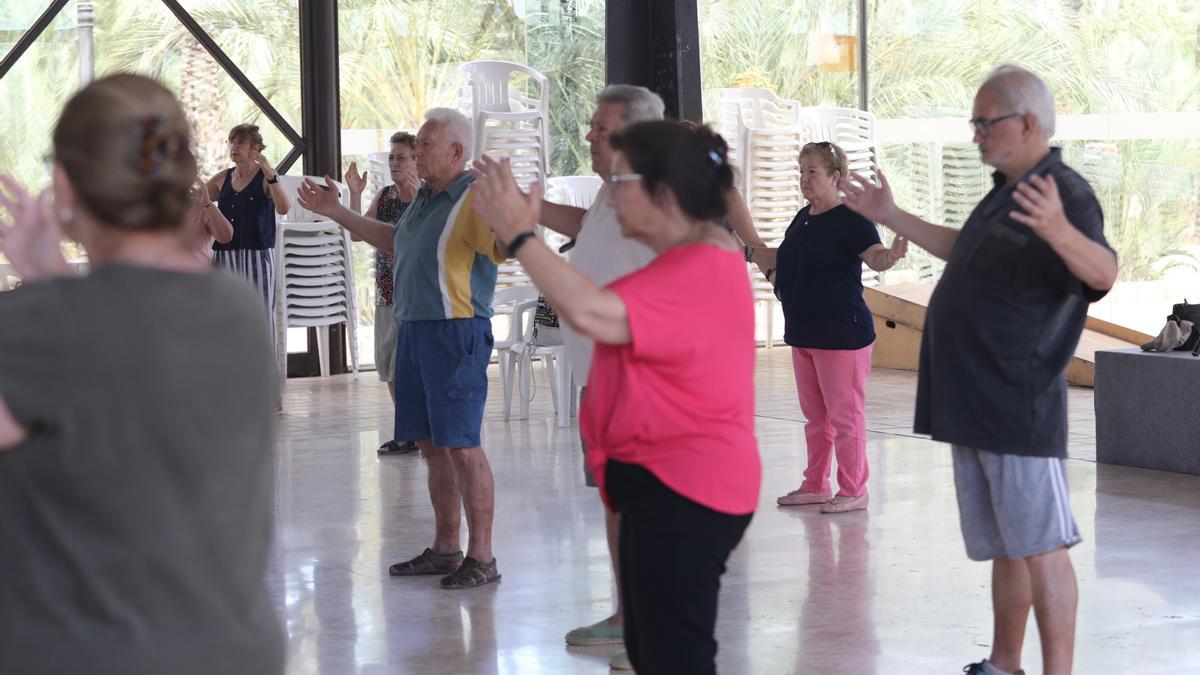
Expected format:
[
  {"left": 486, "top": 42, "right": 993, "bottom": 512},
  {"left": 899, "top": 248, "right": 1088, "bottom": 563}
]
[{"left": 271, "top": 351, "right": 1200, "bottom": 674}]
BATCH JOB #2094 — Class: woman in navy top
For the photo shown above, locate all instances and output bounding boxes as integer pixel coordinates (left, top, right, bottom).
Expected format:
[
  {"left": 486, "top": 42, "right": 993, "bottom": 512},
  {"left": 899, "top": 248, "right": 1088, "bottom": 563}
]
[
  {"left": 204, "top": 124, "right": 291, "bottom": 338},
  {"left": 750, "top": 142, "right": 907, "bottom": 513}
]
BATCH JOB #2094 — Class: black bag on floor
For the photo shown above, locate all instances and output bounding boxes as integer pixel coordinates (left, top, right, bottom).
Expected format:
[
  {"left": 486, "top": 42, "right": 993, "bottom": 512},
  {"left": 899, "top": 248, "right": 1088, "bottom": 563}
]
[{"left": 1171, "top": 299, "right": 1200, "bottom": 353}]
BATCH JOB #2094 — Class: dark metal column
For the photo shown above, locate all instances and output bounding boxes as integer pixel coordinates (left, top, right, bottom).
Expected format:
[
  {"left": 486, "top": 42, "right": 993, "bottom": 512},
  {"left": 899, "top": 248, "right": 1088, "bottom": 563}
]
[
  {"left": 605, "top": 0, "right": 702, "bottom": 121},
  {"left": 299, "top": 0, "right": 341, "bottom": 178},
  {"left": 858, "top": 0, "right": 869, "bottom": 111},
  {"left": 297, "top": 0, "right": 348, "bottom": 375}
]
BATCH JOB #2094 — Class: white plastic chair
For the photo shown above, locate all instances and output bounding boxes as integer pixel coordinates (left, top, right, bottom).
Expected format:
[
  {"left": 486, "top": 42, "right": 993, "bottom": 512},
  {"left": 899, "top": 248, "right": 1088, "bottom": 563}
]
[
  {"left": 460, "top": 60, "right": 551, "bottom": 192},
  {"left": 506, "top": 301, "right": 576, "bottom": 428},
  {"left": 798, "top": 106, "right": 878, "bottom": 183},
  {"left": 491, "top": 285, "right": 540, "bottom": 420},
  {"left": 545, "top": 175, "right": 602, "bottom": 209},
  {"left": 718, "top": 88, "right": 813, "bottom": 347},
  {"left": 274, "top": 175, "right": 359, "bottom": 377}
]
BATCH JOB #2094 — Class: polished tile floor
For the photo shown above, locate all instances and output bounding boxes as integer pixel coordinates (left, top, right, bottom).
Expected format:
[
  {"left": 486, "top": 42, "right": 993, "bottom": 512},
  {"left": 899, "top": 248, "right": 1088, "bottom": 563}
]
[{"left": 270, "top": 348, "right": 1200, "bottom": 675}]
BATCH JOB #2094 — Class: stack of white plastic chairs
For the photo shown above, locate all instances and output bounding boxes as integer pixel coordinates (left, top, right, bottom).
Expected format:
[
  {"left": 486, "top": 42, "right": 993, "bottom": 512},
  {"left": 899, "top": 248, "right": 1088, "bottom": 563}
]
[
  {"left": 799, "top": 106, "right": 878, "bottom": 184},
  {"left": 718, "top": 87, "right": 812, "bottom": 347},
  {"left": 364, "top": 151, "right": 390, "bottom": 206},
  {"left": 460, "top": 60, "right": 552, "bottom": 292},
  {"left": 274, "top": 175, "right": 360, "bottom": 379}
]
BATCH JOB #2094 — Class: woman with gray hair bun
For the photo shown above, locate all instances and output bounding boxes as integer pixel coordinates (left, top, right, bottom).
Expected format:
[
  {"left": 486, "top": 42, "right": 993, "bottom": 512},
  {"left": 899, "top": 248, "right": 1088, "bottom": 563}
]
[{"left": 0, "top": 73, "right": 283, "bottom": 675}]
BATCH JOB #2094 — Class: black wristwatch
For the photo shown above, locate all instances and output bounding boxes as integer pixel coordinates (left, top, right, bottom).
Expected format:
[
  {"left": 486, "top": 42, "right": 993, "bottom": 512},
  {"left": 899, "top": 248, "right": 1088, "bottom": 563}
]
[
  {"left": 765, "top": 268, "right": 776, "bottom": 281},
  {"left": 267, "top": 175, "right": 279, "bottom": 185},
  {"left": 506, "top": 231, "right": 538, "bottom": 257}
]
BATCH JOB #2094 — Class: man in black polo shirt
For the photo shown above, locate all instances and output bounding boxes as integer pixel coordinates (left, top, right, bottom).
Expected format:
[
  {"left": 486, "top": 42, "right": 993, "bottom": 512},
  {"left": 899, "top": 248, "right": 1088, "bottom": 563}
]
[{"left": 841, "top": 65, "right": 1118, "bottom": 675}]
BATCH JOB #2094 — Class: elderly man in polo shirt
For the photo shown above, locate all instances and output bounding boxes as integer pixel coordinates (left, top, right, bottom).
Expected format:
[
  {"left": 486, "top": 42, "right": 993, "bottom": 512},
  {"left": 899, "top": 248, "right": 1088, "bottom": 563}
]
[
  {"left": 841, "top": 65, "right": 1118, "bottom": 675},
  {"left": 535, "top": 84, "right": 662, "bottom": 669},
  {"left": 298, "top": 107, "right": 506, "bottom": 590}
]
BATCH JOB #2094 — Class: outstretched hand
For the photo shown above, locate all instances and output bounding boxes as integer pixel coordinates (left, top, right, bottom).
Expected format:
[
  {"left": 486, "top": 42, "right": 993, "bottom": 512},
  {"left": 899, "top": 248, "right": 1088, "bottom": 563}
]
[
  {"left": 469, "top": 156, "right": 541, "bottom": 249},
  {"left": 344, "top": 162, "right": 367, "bottom": 195},
  {"left": 887, "top": 235, "right": 909, "bottom": 264},
  {"left": 0, "top": 174, "right": 71, "bottom": 280},
  {"left": 296, "top": 175, "right": 343, "bottom": 218},
  {"left": 839, "top": 169, "right": 898, "bottom": 225}
]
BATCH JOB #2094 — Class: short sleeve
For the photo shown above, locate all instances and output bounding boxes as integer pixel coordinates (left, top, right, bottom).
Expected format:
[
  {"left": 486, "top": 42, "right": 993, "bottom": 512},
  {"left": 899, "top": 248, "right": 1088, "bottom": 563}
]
[
  {"left": 0, "top": 282, "right": 66, "bottom": 430},
  {"left": 842, "top": 209, "right": 882, "bottom": 256},
  {"left": 457, "top": 193, "right": 506, "bottom": 263},
  {"left": 1043, "top": 172, "right": 1114, "bottom": 302},
  {"left": 610, "top": 247, "right": 726, "bottom": 365}
]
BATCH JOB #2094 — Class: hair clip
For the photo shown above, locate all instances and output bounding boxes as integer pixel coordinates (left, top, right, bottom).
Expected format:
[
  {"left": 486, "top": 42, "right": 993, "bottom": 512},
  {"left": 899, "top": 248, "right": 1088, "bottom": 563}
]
[
  {"left": 708, "top": 150, "right": 724, "bottom": 167},
  {"left": 136, "top": 115, "right": 182, "bottom": 177}
]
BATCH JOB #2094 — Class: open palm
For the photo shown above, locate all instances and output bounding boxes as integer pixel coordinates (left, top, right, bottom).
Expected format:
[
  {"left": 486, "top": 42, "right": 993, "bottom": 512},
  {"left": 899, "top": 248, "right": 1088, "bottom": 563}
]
[{"left": 0, "top": 175, "right": 70, "bottom": 280}]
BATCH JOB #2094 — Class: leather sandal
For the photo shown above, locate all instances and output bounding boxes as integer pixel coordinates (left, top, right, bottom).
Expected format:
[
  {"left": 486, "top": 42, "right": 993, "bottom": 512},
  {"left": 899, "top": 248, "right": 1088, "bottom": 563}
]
[
  {"left": 388, "top": 548, "right": 463, "bottom": 576},
  {"left": 440, "top": 556, "right": 501, "bottom": 590},
  {"left": 378, "top": 440, "right": 419, "bottom": 456}
]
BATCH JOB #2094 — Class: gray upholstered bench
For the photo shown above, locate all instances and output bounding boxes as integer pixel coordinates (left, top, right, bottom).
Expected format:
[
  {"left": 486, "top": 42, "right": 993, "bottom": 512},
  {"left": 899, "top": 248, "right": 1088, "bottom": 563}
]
[{"left": 1094, "top": 348, "right": 1200, "bottom": 475}]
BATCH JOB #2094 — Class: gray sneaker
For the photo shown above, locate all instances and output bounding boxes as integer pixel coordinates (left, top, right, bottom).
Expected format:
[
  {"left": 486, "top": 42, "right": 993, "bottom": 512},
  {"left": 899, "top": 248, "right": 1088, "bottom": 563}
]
[
  {"left": 609, "top": 649, "right": 632, "bottom": 670},
  {"left": 564, "top": 618, "right": 623, "bottom": 646},
  {"left": 962, "top": 659, "right": 1025, "bottom": 675}
]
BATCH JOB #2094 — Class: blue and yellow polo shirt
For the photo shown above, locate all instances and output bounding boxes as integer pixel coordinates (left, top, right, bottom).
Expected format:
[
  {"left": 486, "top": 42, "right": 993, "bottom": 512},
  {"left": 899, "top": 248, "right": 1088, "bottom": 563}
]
[{"left": 391, "top": 172, "right": 506, "bottom": 322}]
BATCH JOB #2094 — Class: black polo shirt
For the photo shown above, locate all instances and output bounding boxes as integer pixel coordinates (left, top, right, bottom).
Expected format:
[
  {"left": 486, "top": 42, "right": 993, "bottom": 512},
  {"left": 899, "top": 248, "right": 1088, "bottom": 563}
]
[
  {"left": 775, "top": 204, "right": 881, "bottom": 350},
  {"left": 914, "top": 148, "right": 1114, "bottom": 458}
]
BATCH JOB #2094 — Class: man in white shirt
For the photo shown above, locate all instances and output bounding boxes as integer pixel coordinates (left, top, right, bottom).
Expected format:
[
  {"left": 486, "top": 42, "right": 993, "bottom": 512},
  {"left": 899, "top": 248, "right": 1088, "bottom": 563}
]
[{"left": 538, "top": 84, "right": 663, "bottom": 669}]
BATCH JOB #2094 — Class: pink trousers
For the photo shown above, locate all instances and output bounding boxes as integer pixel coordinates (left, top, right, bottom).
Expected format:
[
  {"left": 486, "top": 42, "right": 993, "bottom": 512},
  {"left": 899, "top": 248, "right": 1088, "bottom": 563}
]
[{"left": 791, "top": 344, "right": 872, "bottom": 497}]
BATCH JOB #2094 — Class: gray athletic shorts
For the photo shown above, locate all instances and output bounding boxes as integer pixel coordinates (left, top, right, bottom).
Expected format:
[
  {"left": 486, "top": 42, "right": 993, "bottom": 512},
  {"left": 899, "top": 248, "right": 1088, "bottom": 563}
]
[
  {"left": 374, "top": 306, "right": 399, "bottom": 383},
  {"left": 951, "top": 445, "right": 1082, "bottom": 561}
]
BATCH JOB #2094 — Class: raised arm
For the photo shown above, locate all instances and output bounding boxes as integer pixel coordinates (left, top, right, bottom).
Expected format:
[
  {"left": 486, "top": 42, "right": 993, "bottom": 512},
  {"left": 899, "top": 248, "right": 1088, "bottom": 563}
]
[
  {"left": 296, "top": 175, "right": 396, "bottom": 254},
  {"left": 250, "top": 150, "right": 290, "bottom": 215},
  {"left": 860, "top": 236, "right": 908, "bottom": 272},
  {"left": 840, "top": 170, "right": 959, "bottom": 261},
  {"left": 1010, "top": 174, "right": 1117, "bottom": 292},
  {"left": 538, "top": 199, "right": 587, "bottom": 238},
  {"left": 726, "top": 186, "right": 764, "bottom": 248},
  {"left": 475, "top": 159, "right": 630, "bottom": 345},
  {"left": 197, "top": 182, "right": 233, "bottom": 244}
]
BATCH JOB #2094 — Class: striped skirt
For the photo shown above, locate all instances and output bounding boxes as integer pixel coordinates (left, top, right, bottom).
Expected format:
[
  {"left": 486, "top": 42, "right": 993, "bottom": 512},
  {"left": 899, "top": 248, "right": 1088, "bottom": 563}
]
[{"left": 213, "top": 248, "right": 276, "bottom": 339}]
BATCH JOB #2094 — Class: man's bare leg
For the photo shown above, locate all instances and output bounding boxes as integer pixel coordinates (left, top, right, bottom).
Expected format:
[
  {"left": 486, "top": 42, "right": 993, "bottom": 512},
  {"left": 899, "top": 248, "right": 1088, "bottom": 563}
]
[
  {"left": 988, "top": 556, "right": 1032, "bottom": 673},
  {"left": 1027, "top": 547, "right": 1077, "bottom": 675},
  {"left": 418, "top": 439, "right": 462, "bottom": 554},
  {"left": 449, "top": 445, "right": 495, "bottom": 562}
]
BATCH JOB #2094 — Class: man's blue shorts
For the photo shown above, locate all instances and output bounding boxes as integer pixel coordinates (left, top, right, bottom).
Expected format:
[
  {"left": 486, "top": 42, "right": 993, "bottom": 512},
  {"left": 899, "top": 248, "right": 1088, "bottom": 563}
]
[{"left": 393, "top": 317, "right": 493, "bottom": 449}]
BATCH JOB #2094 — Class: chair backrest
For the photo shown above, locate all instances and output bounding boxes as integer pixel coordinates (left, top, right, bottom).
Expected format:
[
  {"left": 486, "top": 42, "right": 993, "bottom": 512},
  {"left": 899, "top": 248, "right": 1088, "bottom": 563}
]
[
  {"left": 460, "top": 60, "right": 549, "bottom": 115},
  {"left": 275, "top": 175, "right": 350, "bottom": 224},
  {"left": 545, "top": 175, "right": 603, "bottom": 209},
  {"left": 492, "top": 284, "right": 540, "bottom": 308}
]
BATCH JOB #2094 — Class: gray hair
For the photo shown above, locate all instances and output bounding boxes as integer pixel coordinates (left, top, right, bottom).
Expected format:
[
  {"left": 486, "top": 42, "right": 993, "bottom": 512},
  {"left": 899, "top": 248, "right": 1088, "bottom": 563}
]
[
  {"left": 424, "top": 107, "right": 473, "bottom": 159},
  {"left": 596, "top": 85, "right": 665, "bottom": 124},
  {"left": 980, "top": 65, "right": 1056, "bottom": 139}
]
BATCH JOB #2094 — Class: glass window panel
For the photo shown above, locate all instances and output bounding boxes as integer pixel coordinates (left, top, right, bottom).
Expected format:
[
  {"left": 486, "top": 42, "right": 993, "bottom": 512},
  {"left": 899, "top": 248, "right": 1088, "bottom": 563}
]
[
  {"left": 699, "top": 0, "right": 860, "bottom": 122},
  {"left": 869, "top": 0, "right": 1200, "bottom": 333}
]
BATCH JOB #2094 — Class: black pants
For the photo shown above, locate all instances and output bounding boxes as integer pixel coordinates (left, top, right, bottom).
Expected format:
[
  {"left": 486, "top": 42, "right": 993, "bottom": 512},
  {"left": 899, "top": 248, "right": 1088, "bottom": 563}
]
[{"left": 605, "top": 460, "right": 752, "bottom": 675}]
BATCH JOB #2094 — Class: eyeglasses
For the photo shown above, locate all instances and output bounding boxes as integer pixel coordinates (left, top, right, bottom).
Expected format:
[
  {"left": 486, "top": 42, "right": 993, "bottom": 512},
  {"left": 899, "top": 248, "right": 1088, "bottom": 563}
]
[
  {"left": 969, "top": 113, "right": 1021, "bottom": 136},
  {"left": 803, "top": 141, "right": 834, "bottom": 151},
  {"left": 608, "top": 172, "right": 643, "bottom": 186}
]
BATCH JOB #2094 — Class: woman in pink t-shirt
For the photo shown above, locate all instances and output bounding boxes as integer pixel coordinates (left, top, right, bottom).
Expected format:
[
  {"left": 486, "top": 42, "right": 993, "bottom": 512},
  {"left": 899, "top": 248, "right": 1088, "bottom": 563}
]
[{"left": 471, "top": 121, "right": 760, "bottom": 675}]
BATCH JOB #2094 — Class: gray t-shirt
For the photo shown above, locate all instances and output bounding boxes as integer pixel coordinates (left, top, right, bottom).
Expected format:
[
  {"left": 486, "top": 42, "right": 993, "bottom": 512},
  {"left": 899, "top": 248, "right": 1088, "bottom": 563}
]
[{"left": 0, "top": 265, "right": 283, "bottom": 675}]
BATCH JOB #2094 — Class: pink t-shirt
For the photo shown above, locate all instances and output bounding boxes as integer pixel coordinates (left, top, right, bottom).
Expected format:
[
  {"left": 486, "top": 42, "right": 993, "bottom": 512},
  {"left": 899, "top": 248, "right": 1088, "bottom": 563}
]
[
  {"left": 582, "top": 243, "right": 761, "bottom": 515},
  {"left": 183, "top": 204, "right": 217, "bottom": 264}
]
